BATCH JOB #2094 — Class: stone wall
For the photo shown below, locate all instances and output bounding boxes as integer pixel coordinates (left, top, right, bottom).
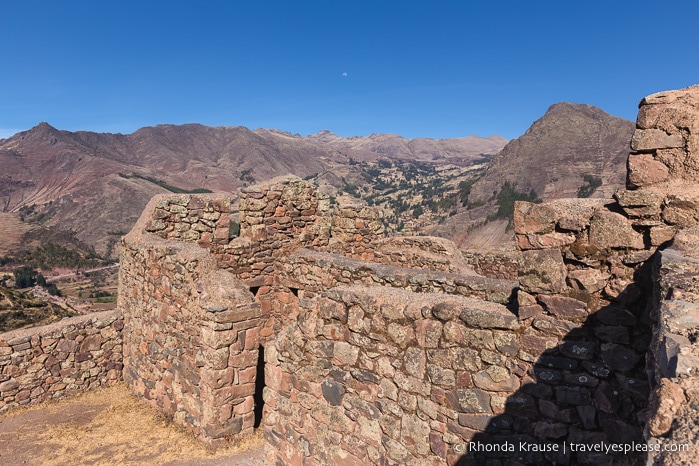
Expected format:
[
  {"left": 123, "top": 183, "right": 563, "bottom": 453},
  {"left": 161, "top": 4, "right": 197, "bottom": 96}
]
[
  {"left": 237, "top": 176, "right": 332, "bottom": 247},
  {"left": 644, "top": 233, "right": 699, "bottom": 464},
  {"left": 120, "top": 225, "right": 264, "bottom": 445},
  {"left": 0, "top": 310, "right": 123, "bottom": 412},
  {"left": 507, "top": 85, "right": 699, "bottom": 465},
  {"left": 279, "top": 248, "right": 516, "bottom": 304},
  {"left": 143, "top": 193, "right": 233, "bottom": 247},
  {"left": 213, "top": 176, "right": 332, "bottom": 283},
  {"left": 264, "top": 285, "right": 521, "bottom": 465},
  {"left": 462, "top": 249, "right": 520, "bottom": 280},
  {"left": 326, "top": 204, "right": 386, "bottom": 260},
  {"left": 263, "top": 269, "right": 655, "bottom": 465},
  {"left": 369, "top": 236, "right": 478, "bottom": 275}
]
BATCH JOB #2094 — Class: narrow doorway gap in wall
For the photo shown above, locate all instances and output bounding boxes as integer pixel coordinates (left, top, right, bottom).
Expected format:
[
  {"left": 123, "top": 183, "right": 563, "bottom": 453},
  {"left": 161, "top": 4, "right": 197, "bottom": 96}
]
[{"left": 253, "top": 345, "right": 265, "bottom": 428}]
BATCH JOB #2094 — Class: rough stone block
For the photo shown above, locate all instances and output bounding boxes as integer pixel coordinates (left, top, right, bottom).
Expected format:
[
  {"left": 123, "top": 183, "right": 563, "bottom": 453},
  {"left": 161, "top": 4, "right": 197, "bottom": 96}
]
[
  {"left": 567, "top": 268, "right": 609, "bottom": 293},
  {"left": 459, "top": 303, "right": 518, "bottom": 330},
  {"left": 516, "top": 232, "right": 576, "bottom": 250},
  {"left": 593, "top": 325, "right": 630, "bottom": 344},
  {"left": 404, "top": 347, "right": 426, "bottom": 378},
  {"left": 555, "top": 386, "right": 592, "bottom": 406},
  {"left": 588, "top": 210, "right": 645, "bottom": 252},
  {"left": 450, "top": 348, "right": 482, "bottom": 372},
  {"left": 513, "top": 202, "right": 558, "bottom": 235},
  {"left": 660, "top": 299, "right": 699, "bottom": 333},
  {"left": 601, "top": 343, "right": 641, "bottom": 372},
  {"left": 647, "top": 379, "right": 686, "bottom": 436},
  {"left": 472, "top": 369, "right": 519, "bottom": 392},
  {"left": 415, "top": 320, "right": 442, "bottom": 348},
  {"left": 333, "top": 342, "right": 359, "bottom": 366},
  {"left": 531, "top": 316, "right": 582, "bottom": 338},
  {"left": 504, "top": 392, "right": 538, "bottom": 417},
  {"left": 321, "top": 379, "right": 345, "bottom": 406},
  {"left": 538, "top": 399, "right": 574, "bottom": 423},
  {"left": 538, "top": 295, "right": 588, "bottom": 322},
  {"left": 627, "top": 153, "right": 669, "bottom": 188},
  {"left": 400, "top": 414, "right": 431, "bottom": 456},
  {"left": 79, "top": 335, "right": 102, "bottom": 353},
  {"left": 662, "top": 194, "right": 699, "bottom": 227},
  {"left": 650, "top": 225, "right": 676, "bottom": 246},
  {"left": 444, "top": 389, "right": 492, "bottom": 413},
  {"left": 631, "top": 128, "right": 684, "bottom": 151},
  {"left": 201, "top": 328, "right": 237, "bottom": 350},
  {"left": 518, "top": 249, "right": 566, "bottom": 294},
  {"left": 614, "top": 189, "right": 662, "bottom": 218},
  {"left": 203, "top": 417, "right": 243, "bottom": 439}
]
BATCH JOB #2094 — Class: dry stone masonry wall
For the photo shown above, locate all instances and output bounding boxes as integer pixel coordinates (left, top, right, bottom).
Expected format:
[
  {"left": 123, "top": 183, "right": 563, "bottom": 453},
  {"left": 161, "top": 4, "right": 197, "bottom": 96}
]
[
  {"left": 0, "top": 311, "right": 122, "bottom": 412},
  {"left": 119, "top": 232, "right": 264, "bottom": 445},
  {"left": 279, "top": 249, "right": 517, "bottom": 305},
  {"left": 117, "top": 87, "right": 699, "bottom": 465},
  {"left": 326, "top": 204, "right": 386, "bottom": 260},
  {"left": 643, "top": 229, "right": 699, "bottom": 464},
  {"left": 369, "top": 236, "right": 479, "bottom": 275},
  {"left": 462, "top": 250, "right": 520, "bottom": 280},
  {"left": 213, "top": 176, "right": 332, "bottom": 283},
  {"left": 143, "top": 193, "right": 233, "bottom": 247},
  {"left": 511, "top": 85, "right": 699, "bottom": 465},
  {"left": 264, "top": 286, "right": 521, "bottom": 465},
  {"left": 236, "top": 176, "right": 331, "bottom": 248}
]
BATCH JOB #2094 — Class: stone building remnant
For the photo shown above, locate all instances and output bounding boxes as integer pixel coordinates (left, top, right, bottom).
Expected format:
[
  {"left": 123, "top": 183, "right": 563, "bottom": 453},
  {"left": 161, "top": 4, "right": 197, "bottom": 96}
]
[
  {"left": 108, "top": 85, "right": 699, "bottom": 464},
  {"left": 4, "top": 86, "right": 699, "bottom": 464}
]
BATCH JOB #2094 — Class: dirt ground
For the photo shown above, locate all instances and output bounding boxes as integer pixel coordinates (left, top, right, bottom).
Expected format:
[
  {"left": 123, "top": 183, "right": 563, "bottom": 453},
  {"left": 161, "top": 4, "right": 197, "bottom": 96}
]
[{"left": 0, "top": 383, "right": 264, "bottom": 466}]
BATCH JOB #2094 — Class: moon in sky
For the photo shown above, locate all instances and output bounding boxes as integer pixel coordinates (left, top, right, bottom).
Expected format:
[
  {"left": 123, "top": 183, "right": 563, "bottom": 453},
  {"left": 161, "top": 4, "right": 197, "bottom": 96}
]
[{"left": 342, "top": 72, "right": 348, "bottom": 77}]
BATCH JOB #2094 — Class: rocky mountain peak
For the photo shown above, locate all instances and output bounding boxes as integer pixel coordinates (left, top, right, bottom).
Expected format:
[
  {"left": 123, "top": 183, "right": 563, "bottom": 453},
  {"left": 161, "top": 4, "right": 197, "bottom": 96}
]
[{"left": 469, "top": 103, "right": 634, "bottom": 204}]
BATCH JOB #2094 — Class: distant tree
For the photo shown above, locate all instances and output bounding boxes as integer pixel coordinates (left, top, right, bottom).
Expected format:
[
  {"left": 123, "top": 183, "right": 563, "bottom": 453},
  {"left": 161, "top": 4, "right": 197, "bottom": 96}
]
[
  {"left": 13, "top": 266, "right": 38, "bottom": 288},
  {"left": 46, "top": 283, "right": 61, "bottom": 296},
  {"left": 457, "top": 179, "right": 477, "bottom": 206},
  {"left": 487, "top": 182, "right": 542, "bottom": 229},
  {"left": 577, "top": 174, "right": 603, "bottom": 198}
]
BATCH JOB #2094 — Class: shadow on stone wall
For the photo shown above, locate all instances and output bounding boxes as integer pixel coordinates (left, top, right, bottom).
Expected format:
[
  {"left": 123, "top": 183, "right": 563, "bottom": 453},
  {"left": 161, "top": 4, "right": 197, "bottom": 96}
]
[{"left": 456, "top": 259, "right": 656, "bottom": 466}]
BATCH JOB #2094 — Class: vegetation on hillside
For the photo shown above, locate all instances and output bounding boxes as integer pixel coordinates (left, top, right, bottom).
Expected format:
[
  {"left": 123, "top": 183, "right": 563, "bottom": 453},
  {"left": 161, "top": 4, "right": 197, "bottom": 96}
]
[
  {"left": 1, "top": 234, "right": 115, "bottom": 280},
  {"left": 306, "top": 158, "right": 487, "bottom": 235},
  {"left": 118, "top": 173, "right": 213, "bottom": 194},
  {"left": 487, "top": 181, "right": 542, "bottom": 229},
  {"left": 18, "top": 202, "right": 56, "bottom": 223},
  {"left": 0, "top": 286, "right": 75, "bottom": 332},
  {"left": 577, "top": 174, "right": 603, "bottom": 198},
  {"left": 12, "top": 242, "right": 104, "bottom": 270},
  {"left": 239, "top": 168, "right": 255, "bottom": 184},
  {"left": 12, "top": 265, "right": 61, "bottom": 295}
]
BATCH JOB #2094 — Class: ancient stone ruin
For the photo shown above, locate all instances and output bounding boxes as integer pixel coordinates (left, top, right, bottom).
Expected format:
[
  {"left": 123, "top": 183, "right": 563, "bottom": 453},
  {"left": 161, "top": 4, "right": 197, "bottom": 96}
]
[{"left": 3, "top": 86, "right": 699, "bottom": 465}]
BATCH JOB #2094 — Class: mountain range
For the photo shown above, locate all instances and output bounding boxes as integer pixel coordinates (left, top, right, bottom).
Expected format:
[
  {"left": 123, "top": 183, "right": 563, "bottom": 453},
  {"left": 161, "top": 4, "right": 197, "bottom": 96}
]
[
  {"left": 0, "top": 123, "right": 504, "bottom": 255},
  {"left": 0, "top": 102, "right": 635, "bottom": 259}
]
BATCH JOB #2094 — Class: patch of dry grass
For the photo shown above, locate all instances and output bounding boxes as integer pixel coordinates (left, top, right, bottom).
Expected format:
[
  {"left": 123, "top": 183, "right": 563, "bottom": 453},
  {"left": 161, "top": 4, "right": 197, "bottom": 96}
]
[{"left": 0, "top": 383, "right": 263, "bottom": 465}]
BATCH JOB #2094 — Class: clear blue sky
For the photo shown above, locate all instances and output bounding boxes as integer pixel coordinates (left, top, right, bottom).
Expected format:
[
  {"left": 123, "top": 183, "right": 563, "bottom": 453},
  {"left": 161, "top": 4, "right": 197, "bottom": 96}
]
[{"left": 1, "top": 0, "right": 698, "bottom": 140}]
